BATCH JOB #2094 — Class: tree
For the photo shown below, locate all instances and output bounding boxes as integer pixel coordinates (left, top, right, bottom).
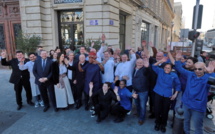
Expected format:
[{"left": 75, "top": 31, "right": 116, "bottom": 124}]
[{"left": 15, "top": 31, "right": 42, "bottom": 54}]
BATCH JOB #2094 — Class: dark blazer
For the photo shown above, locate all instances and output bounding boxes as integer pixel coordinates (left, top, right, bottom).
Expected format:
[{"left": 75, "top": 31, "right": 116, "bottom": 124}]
[
  {"left": 132, "top": 67, "right": 150, "bottom": 92},
  {"left": 33, "top": 58, "right": 53, "bottom": 85},
  {"left": 67, "top": 61, "right": 88, "bottom": 86},
  {"left": 1, "top": 58, "right": 30, "bottom": 84}
]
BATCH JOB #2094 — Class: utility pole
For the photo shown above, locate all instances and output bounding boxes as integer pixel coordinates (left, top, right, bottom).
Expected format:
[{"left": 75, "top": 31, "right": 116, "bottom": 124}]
[{"left": 191, "top": 0, "right": 200, "bottom": 57}]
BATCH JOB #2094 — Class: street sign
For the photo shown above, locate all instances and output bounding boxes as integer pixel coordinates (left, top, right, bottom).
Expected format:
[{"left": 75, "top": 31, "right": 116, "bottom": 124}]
[
  {"left": 180, "top": 29, "right": 189, "bottom": 38},
  {"left": 54, "top": 0, "right": 82, "bottom": 4}
]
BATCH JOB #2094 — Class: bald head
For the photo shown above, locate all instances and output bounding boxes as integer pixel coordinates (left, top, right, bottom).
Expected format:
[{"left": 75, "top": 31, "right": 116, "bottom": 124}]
[
  {"left": 194, "top": 62, "right": 205, "bottom": 77},
  {"left": 156, "top": 52, "right": 164, "bottom": 61},
  {"left": 136, "top": 59, "right": 144, "bottom": 69}
]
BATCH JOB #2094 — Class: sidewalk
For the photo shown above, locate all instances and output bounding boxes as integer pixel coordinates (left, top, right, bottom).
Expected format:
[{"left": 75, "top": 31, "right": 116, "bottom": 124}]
[{"left": 0, "top": 69, "right": 214, "bottom": 134}]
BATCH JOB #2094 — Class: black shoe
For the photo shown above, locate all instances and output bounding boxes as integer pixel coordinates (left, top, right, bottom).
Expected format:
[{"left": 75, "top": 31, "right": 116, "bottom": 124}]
[
  {"left": 54, "top": 108, "right": 58, "bottom": 112},
  {"left": 149, "top": 113, "right": 155, "bottom": 119},
  {"left": 75, "top": 103, "right": 82, "bottom": 109},
  {"left": 85, "top": 104, "right": 89, "bottom": 111},
  {"left": 114, "top": 118, "right": 124, "bottom": 123},
  {"left": 160, "top": 126, "right": 166, "bottom": 133},
  {"left": 27, "top": 101, "right": 34, "bottom": 106},
  {"left": 17, "top": 105, "right": 22, "bottom": 110},
  {"left": 43, "top": 106, "right": 50, "bottom": 112},
  {"left": 154, "top": 124, "right": 160, "bottom": 131}
]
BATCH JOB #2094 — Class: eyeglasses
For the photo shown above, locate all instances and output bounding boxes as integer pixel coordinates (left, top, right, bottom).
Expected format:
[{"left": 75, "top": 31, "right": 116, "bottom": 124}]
[{"left": 194, "top": 68, "right": 203, "bottom": 71}]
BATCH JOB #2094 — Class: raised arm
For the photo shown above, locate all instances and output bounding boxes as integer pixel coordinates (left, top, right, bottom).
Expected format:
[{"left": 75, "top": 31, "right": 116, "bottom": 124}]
[
  {"left": 149, "top": 42, "right": 157, "bottom": 58},
  {"left": 1, "top": 50, "right": 11, "bottom": 66}
]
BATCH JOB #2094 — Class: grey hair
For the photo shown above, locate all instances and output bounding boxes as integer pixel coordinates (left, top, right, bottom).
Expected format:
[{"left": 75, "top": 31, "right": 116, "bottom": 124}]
[{"left": 67, "top": 51, "right": 74, "bottom": 56}]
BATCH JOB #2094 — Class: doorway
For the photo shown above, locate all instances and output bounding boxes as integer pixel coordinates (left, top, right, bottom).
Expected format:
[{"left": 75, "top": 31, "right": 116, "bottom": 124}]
[
  {"left": 0, "top": 0, "right": 21, "bottom": 59},
  {"left": 58, "top": 10, "right": 84, "bottom": 50}
]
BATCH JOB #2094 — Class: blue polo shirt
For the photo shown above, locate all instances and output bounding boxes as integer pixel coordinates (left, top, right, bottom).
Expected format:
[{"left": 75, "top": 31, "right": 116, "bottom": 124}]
[
  {"left": 118, "top": 87, "right": 132, "bottom": 110},
  {"left": 175, "top": 61, "right": 215, "bottom": 112},
  {"left": 152, "top": 65, "right": 181, "bottom": 97}
]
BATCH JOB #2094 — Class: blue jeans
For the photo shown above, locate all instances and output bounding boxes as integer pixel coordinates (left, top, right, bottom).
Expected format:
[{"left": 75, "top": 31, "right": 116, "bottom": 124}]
[
  {"left": 135, "top": 91, "right": 148, "bottom": 121},
  {"left": 183, "top": 105, "right": 204, "bottom": 134}
]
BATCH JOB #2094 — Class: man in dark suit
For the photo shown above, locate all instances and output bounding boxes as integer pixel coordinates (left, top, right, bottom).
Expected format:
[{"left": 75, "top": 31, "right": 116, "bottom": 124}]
[
  {"left": 33, "top": 50, "right": 57, "bottom": 112},
  {"left": 1, "top": 50, "right": 34, "bottom": 110}
]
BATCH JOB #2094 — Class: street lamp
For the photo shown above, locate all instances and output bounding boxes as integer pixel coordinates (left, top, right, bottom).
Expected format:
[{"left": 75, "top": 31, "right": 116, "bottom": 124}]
[{"left": 170, "top": 21, "right": 174, "bottom": 49}]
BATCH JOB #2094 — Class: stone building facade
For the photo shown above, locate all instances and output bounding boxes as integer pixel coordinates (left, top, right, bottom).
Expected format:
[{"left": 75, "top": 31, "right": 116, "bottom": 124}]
[
  {"left": 0, "top": 0, "right": 175, "bottom": 55},
  {"left": 173, "top": 2, "right": 182, "bottom": 42}
]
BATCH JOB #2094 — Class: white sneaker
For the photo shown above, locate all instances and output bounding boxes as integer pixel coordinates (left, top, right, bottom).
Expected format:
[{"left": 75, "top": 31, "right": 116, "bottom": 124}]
[
  {"left": 35, "top": 102, "right": 39, "bottom": 108},
  {"left": 39, "top": 101, "right": 44, "bottom": 107},
  {"left": 91, "top": 111, "right": 96, "bottom": 117},
  {"left": 127, "top": 111, "right": 131, "bottom": 115},
  {"left": 90, "top": 106, "right": 95, "bottom": 112}
]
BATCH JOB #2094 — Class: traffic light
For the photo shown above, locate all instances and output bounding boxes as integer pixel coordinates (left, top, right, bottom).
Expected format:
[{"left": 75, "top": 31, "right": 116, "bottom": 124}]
[
  {"left": 194, "top": 39, "right": 203, "bottom": 57},
  {"left": 188, "top": 31, "right": 200, "bottom": 42}
]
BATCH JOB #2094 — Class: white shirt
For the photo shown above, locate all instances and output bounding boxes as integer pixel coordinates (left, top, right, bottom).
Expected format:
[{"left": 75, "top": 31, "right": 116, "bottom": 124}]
[
  {"left": 115, "top": 53, "right": 136, "bottom": 86},
  {"left": 18, "top": 61, "right": 35, "bottom": 78},
  {"left": 67, "top": 61, "right": 73, "bottom": 80},
  {"left": 102, "top": 59, "right": 115, "bottom": 83},
  {"left": 59, "top": 64, "right": 67, "bottom": 75}
]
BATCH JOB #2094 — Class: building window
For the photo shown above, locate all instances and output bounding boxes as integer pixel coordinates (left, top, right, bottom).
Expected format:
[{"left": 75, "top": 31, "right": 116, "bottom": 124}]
[
  {"left": 141, "top": 21, "right": 150, "bottom": 43},
  {"left": 58, "top": 10, "right": 84, "bottom": 49},
  {"left": 13, "top": 23, "right": 21, "bottom": 46},
  {"left": 0, "top": 24, "right": 5, "bottom": 49},
  {"left": 119, "top": 14, "right": 126, "bottom": 51}
]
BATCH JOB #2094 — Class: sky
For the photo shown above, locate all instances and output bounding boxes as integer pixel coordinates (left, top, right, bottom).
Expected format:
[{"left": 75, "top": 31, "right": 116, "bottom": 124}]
[{"left": 174, "top": 0, "right": 215, "bottom": 32}]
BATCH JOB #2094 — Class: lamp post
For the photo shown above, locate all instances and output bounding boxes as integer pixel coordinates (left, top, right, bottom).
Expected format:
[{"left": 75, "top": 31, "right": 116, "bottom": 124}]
[{"left": 170, "top": 21, "right": 174, "bottom": 49}]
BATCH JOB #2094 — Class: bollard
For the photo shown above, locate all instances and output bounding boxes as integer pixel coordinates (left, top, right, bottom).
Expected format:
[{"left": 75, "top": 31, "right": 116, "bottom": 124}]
[{"left": 173, "top": 108, "right": 184, "bottom": 134}]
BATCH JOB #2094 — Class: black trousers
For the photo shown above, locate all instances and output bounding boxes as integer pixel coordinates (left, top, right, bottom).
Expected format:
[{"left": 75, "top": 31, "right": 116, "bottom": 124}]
[
  {"left": 154, "top": 92, "right": 171, "bottom": 127},
  {"left": 14, "top": 78, "right": 32, "bottom": 106},
  {"left": 149, "top": 90, "right": 155, "bottom": 114},
  {"left": 111, "top": 104, "right": 129, "bottom": 119},
  {"left": 38, "top": 84, "right": 56, "bottom": 108},
  {"left": 76, "top": 83, "right": 84, "bottom": 104},
  {"left": 95, "top": 104, "right": 111, "bottom": 120}
]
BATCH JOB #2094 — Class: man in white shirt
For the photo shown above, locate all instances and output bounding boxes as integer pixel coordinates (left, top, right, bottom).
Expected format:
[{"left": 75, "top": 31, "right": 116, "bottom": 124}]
[
  {"left": 115, "top": 49, "right": 136, "bottom": 91},
  {"left": 102, "top": 51, "right": 115, "bottom": 83}
]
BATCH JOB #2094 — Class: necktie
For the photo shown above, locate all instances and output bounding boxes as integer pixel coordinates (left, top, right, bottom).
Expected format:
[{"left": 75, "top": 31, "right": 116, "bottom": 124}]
[{"left": 42, "top": 59, "right": 46, "bottom": 71}]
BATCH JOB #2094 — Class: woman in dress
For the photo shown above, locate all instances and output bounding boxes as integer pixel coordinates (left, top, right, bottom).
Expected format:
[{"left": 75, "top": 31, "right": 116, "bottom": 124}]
[{"left": 53, "top": 53, "right": 74, "bottom": 109}]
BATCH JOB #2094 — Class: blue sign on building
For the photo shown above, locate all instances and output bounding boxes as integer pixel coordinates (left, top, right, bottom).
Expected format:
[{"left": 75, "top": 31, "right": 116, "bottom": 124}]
[
  {"left": 109, "top": 20, "right": 114, "bottom": 25},
  {"left": 90, "top": 20, "right": 99, "bottom": 25},
  {"left": 54, "top": 0, "right": 82, "bottom": 4}
]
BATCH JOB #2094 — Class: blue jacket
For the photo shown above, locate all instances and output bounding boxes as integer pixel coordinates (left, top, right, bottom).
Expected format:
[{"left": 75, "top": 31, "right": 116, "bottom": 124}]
[
  {"left": 118, "top": 87, "right": 132, "bottom": 110},
  {"left": 175, "top": 61, "right": 215, "bottom": 112},
  {"left": 152, "top": 65, "right": 181, "bottom": 97}
]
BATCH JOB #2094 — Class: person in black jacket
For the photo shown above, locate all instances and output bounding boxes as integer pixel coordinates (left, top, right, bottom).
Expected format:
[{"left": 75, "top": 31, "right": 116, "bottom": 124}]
[
  {"left": 33, "top": 50, "right": 57, "bottom": 112},
  {"left": 65, "top": 54, "right": 88, "bottom": 109},
  {"left": 132, "top": 58, "right": 150, "bottom": 125},
  {"left": 1, "top": 50, "right": 33, "bottom": 110},
  {"left": 89, "top": 82, "right": 119, "bottom": 123}
]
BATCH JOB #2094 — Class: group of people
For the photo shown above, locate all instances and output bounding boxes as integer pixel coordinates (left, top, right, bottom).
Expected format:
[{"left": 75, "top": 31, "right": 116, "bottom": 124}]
[{"left": 1, "top": 35, "right": 214, "bottom": 134}]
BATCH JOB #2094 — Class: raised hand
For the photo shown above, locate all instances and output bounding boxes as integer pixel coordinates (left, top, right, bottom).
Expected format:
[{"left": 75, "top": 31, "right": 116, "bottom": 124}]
[
  {"left": 101, "top": 34, "right": 106, "bottom": 42},
  {"left": 64, "top": 58, "right": 69, "bottom": 65},
  {"left": 122, "top": 75, "right": 129, "bottom": 80},
  {"left": 114, "top": 86, "right": 119, "bottom": 94},
  {"left": 148, "top": 41, "right": 154, "bottom": 47},
  {"left": 160, "top": 57, "right": 168, "bottom": 63},
  {"left": 1, "top": 50, "right": 7, "bottom": 58},
  {"left": 166, "top": 45, "right": 171, "bottom": 52},
  {"left": 205, "top": 61, "right": 215, "bottom": 73},
  {"left": 142, "top": 40, "right": 147, "bottom": 47},
  {"left": 91, "top": 41, "right": 95, "bottom": 47},
  {"left": 143, "top": 58, "right": 149, "bottom": 67},
  {"left": 175, "top": 50, "right": 182, "bottom": 61}
]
